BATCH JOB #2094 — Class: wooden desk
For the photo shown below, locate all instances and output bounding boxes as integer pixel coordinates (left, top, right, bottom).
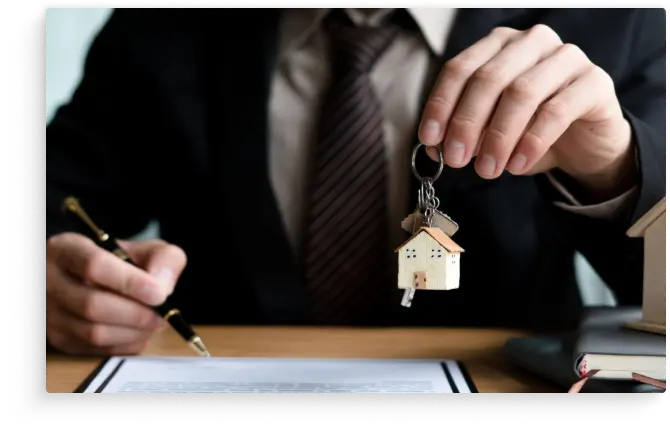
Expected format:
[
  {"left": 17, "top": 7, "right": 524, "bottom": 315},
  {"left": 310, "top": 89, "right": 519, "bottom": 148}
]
[{"left": 46, "top": 326, "right": 561, "bottom": 393}]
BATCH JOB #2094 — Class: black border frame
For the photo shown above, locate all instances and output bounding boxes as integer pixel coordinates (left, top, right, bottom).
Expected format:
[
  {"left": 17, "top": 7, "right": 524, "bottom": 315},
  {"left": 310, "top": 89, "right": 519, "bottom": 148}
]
[
  {"left": 8, "top": 1, "right": 668, "bottom": 427},
  {"left": 73, "top": 357, "right": 110, "bottom": 393},
  {"left": 73, "top": 358, "right": 479, "bottom": 393}
]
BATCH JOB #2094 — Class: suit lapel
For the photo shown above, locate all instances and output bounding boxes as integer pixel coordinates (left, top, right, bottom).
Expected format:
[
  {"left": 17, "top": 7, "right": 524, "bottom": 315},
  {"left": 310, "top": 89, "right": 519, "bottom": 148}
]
[
  {"left": 408, "top": 8, "right": 532, "bottom": 209},
  {"left": 203, "top": 9, "right": 308, "bottom": 323}
]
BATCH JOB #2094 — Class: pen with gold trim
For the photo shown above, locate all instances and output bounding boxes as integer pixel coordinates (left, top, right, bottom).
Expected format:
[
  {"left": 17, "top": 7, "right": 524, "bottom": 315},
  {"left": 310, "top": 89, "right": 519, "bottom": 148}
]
[{"left": 61, "top": 196, "right": 210, "bottom": 357}]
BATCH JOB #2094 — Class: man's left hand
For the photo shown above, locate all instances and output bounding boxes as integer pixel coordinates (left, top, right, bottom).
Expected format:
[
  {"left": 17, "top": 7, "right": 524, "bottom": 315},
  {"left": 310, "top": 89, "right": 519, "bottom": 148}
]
[{"left": 418, "top": 24, "right": 635, "bottom": 199}]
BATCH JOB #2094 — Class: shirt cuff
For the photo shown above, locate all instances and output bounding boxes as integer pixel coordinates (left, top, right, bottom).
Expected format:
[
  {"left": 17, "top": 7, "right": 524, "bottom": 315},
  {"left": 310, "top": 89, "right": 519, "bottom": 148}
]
[{"left": 545, "top": 171, "right": 639, "bottom": 220}]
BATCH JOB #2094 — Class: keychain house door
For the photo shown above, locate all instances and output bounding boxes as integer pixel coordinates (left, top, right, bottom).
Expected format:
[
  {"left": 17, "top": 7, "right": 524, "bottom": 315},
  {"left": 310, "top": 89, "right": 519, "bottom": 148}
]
[{"left": 414, "top": 271, "right": 427, "bottom": 289}]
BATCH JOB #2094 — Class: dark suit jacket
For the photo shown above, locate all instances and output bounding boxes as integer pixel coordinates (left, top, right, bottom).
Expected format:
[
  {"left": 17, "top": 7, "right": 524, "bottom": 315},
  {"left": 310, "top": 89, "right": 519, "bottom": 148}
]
[{"left": 46, "top": 8, "right": 666, "bottom": 331}]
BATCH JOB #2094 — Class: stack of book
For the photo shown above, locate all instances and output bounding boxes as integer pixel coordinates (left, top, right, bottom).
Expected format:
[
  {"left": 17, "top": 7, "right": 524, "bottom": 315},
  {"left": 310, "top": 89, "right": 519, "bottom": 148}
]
[
  {"left": 504, "top": 307, "right": 666, "bottom": 393},
  {"left": 505, "top": 198, "right": 666, "bottom": 392},
  {"left": 571, "top": 319, "right": 665, "bottom": 391}
]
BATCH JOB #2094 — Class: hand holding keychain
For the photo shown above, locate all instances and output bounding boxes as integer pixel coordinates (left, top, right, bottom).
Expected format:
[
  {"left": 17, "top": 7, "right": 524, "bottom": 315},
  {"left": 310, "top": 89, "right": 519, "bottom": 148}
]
[{"left": 395, "top": 144, "right": 465, "bottom": 307}]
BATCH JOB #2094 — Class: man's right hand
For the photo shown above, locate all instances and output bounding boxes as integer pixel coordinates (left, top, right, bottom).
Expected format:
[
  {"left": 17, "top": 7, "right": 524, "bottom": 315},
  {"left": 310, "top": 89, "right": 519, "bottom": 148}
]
[{"left": 46, "top": 233, "right": 187, "bottom": 356}]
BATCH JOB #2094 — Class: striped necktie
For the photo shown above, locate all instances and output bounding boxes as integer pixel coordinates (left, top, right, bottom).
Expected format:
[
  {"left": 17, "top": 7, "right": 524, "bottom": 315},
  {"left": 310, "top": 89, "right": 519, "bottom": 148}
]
[{"left": 300, "top": 10, "right": 400, "bottom": 324}]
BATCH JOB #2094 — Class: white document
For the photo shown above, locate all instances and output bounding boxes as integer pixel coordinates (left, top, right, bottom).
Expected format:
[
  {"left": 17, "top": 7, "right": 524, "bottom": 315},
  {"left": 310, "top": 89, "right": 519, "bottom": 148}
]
[{"left": 80, "top": 356, "right": 476, "bottom": 393}]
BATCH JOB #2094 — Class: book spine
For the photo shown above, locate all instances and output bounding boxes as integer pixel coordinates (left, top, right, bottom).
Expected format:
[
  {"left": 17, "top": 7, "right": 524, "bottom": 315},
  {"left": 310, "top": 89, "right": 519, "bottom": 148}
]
[{"left": 578, "top": 356, "right": 588, "bottom": 377}]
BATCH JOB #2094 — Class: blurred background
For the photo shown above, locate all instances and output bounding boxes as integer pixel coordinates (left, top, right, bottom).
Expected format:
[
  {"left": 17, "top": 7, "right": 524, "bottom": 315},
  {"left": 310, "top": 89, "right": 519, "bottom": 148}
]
[
  {"left": 46, "top": 8, "right": 161, "bottom": 241},
  {"left": 45, "top": 8, "right": 617, "bottom": 307}
]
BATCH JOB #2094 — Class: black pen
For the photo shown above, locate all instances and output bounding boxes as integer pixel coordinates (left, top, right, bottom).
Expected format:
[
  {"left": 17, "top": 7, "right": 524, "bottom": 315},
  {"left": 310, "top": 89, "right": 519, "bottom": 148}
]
[{"left": 61, "top": 196, "right": 210, "bottom": 357}]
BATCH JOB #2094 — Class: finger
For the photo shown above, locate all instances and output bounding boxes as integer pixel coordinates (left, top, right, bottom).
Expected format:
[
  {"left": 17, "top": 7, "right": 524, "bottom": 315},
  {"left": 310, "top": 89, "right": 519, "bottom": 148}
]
[
  {"left": 513, "top": 66, "right": 610, "bottom": 174},
  {"left": 48, "top": 233, "right": 166, "bottom": 306},
  {"left": 47, "top": 301, "right": 150, "bottom": 356},
  {"left": 445, "top": 24, "right": 564, "bottom": 173},
  {"left": 526, "top": 150, "right": 559, "bottom": 175},
  {"left": 50, "top": 297, "right": 154, "bottom": 348},
  {"left": 48, "top": 333, "right": 149, "bottom": 356},
  {"left": 48, "top": 261, "right": 164, "bottom": 329},
  {"left": 419, "top": 26, "right": 520, "bottom": 147},
  {"left": 47, "top": 298, "right": 67, "bottom": 349},
  {"left": 117, "top": 239, "right": 187, "bottom": 296},
  {"left": 477, "top": 43, "right": 592, "bottom": 178},
  {"left": 66, "top": 315, "right": 155, "bottom": 348}
]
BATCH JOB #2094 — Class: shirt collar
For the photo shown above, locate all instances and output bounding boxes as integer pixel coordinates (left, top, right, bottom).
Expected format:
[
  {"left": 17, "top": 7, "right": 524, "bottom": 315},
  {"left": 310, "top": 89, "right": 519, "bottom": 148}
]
[
  {"left": 278, "top": 8, "right": 456, "bottom": 58},
  {"left": 406, "top": 8, "right": 455, "bottom": 56}
]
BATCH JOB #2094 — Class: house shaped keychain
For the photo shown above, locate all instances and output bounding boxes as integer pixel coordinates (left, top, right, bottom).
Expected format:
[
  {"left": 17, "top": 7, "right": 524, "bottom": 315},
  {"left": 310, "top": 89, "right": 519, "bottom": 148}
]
[
  {"left": 395, "top": 227, "right": 464, "bottom": 306},
  {"left": 396, "top": 144, "right": 464, "bottom": 307}
]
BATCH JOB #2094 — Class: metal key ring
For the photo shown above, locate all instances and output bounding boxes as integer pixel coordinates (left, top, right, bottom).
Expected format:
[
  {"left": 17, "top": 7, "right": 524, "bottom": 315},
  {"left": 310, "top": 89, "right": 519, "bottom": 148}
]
[{"left": 411, "top": 143, "right": 443, "bottom": 182}]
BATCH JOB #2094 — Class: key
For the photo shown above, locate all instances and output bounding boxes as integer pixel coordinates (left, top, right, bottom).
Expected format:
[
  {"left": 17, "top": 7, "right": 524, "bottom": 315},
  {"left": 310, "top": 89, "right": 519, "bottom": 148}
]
[
  {"left": 396, "top": 143, "right": 465, "bottom": 308},
  {"left": 400, "top": 288, "right": 415, "bottom": 307},
  {"left": 401, "top": 207, "right": 458, "bottom": 236},
  {"left": 400, "top": 207, "right": 421, "bottom": 234}
]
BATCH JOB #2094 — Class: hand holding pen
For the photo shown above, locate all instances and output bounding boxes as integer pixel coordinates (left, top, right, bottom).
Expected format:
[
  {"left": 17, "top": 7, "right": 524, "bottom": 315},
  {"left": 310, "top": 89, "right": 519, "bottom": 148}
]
[{"left": 46, "top": 197, "right": 209, "bottom": 357}]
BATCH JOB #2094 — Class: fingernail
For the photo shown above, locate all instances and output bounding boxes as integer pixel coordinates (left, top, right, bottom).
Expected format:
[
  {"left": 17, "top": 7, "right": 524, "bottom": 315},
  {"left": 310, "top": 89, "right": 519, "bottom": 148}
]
[
  {"left": 444, "top": 140, "right": 465, "bottom": 165},
  {"left": 477, "top": 154, "right": 496, "bottom": 176},
  {"left": 154, "top": 267, "right": 174, "bottom": 295},
  {"left": 420, "top": 120, "right": 441, "bottom": 144},
  {"left": 153, "top": 316, "right": 165, "bottom": 328},
  {"left": 507, "top": 153, "right": 527, "bottom": 174},
  {"left": 138, "top": 284, "right": 163, "bottom": 305}
]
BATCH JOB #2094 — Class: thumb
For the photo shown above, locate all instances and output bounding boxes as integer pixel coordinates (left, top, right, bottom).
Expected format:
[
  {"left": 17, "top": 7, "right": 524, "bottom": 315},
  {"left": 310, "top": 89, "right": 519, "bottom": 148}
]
[
  {"left": 117, "top": 239, "right": 187, "bottom": 298},
  {"left": 522, "top": 149, "right": 559, "bottom": 176}
]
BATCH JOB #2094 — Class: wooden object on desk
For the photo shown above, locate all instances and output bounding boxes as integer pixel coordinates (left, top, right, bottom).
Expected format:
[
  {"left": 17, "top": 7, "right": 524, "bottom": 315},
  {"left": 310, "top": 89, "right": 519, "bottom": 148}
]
[
  {"left": 625, "top": 197, "right": 666, "bottom": 335},
  {"left": 396, "top": 227, "right": 464, "bottom": 291},
  {"left": 46, "top": 327, "right": 560, "bottom": 393}
]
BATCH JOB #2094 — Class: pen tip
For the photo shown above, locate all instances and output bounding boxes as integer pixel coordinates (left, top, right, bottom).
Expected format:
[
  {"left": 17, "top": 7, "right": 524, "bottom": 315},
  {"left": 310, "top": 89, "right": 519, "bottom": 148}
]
[{"left": 190, "top": 336, "right": 211, "bottom": 357}]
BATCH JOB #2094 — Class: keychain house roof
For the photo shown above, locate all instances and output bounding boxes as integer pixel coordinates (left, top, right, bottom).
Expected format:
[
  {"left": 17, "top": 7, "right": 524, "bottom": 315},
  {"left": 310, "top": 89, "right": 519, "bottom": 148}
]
[{"left": 395, "top": 226, "right": 465, "bottom": 254}]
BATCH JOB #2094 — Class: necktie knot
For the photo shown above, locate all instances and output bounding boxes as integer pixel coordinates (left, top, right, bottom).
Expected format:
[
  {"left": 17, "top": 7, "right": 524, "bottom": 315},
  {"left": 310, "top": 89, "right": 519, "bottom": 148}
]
[{"left": 324, "top": 11, "right": 400, "bottom": 74}]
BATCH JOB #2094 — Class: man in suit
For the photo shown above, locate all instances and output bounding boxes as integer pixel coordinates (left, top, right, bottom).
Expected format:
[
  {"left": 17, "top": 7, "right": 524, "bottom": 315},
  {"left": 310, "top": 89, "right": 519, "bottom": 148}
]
[{"left": 46, "top": 8, "right": 665, "bottom": 356}]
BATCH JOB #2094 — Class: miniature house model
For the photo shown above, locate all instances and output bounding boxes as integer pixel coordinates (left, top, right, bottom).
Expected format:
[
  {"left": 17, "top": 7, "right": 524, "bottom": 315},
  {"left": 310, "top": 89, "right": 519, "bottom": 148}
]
[
  {"left": 395, "top": 227, "right": 464, "bottom": 306},
  {"left": 626, "top": 197, "right": 666, "bottom": 335}
]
